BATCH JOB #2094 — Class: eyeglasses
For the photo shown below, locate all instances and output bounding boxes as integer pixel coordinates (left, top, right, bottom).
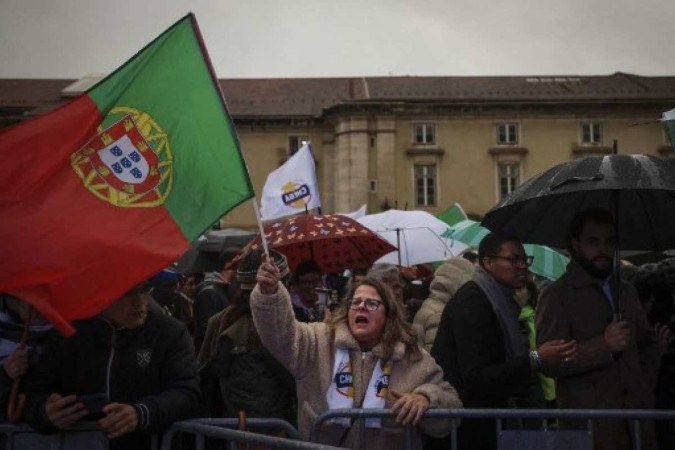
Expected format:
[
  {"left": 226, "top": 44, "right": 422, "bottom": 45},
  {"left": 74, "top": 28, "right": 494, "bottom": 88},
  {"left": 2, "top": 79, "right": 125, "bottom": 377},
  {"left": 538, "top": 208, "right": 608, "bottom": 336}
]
[
  {"left": 490, "top": 255, "right": 534, "bottom": 267},
  {"left": 349, "top": 298, "right": 383, "bottom": 311}
]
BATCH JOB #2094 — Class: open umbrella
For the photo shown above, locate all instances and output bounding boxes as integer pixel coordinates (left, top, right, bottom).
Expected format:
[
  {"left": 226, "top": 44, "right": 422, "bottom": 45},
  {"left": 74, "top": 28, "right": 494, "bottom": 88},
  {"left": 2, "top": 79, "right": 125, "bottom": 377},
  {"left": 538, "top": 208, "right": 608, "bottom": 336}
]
[
  {"left": 482, "top": 154, "right": 675, "bottom": 315},
  {"left": 176, "top": 229, "right": 256, "bottom": 273},
  {"left": 442, "top": 219, "right": 569, "bottom": 281},
  {"left": 237, "top": 214, "right": 396, "bottom": 273},
  {"left": 483, "top": 154, "right": 675, "bottom": 250},
  {"left": 357, "top": 209, "right": 467, "bottom": 266}
]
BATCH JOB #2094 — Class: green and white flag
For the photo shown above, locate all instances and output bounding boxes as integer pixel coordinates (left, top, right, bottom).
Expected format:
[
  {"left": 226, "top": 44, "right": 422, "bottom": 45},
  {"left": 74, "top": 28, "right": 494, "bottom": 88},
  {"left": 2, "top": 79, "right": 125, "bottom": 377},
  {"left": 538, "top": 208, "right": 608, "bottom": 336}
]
[
  {"left": 663, "top": 108, "right": 675, "bottom": 148},
  {"left": 436, "top": 203, "right": 468, "bottom": 227}
]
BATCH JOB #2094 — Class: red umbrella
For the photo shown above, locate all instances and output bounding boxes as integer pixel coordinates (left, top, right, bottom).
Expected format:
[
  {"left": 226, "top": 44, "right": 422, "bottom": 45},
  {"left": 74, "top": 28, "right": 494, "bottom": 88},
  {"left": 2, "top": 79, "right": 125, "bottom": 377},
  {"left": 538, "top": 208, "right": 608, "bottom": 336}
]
[{"left": 234, "top": 214, "right": 396, "bottom": 273}]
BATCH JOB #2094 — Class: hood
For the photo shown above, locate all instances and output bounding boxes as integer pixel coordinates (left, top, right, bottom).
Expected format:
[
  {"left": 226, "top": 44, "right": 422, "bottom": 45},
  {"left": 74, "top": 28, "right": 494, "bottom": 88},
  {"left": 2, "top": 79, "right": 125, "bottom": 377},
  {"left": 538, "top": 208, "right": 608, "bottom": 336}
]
[{"left": 427, "top": 257, "right": 474, "bottom": 304}]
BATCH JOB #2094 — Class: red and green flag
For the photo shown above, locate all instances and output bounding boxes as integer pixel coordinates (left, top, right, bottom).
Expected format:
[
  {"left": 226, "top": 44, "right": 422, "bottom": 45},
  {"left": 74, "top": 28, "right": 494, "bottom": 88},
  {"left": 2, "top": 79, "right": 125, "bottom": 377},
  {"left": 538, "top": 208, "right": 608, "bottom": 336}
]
[{"left": 0, "top": 14, "right": 253, "bottom": 335}]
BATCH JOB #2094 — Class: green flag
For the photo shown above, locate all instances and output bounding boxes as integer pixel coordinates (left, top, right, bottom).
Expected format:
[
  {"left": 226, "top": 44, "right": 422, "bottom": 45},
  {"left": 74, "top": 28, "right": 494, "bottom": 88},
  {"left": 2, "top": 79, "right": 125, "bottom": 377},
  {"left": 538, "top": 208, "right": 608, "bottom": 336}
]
[
  {"left": 436, "top": 203, "right": 468, "bottom": 226},
  {"left": 0, "top": 13, "right": 254, "bottom": 335}
]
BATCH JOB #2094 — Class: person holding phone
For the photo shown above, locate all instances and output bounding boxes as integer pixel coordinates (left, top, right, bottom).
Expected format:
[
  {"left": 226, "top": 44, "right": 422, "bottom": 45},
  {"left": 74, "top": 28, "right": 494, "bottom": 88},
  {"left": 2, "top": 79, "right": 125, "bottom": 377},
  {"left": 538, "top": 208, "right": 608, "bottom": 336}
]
[{"left": 22, "top": 282, "right": 200, "bottom": 450}]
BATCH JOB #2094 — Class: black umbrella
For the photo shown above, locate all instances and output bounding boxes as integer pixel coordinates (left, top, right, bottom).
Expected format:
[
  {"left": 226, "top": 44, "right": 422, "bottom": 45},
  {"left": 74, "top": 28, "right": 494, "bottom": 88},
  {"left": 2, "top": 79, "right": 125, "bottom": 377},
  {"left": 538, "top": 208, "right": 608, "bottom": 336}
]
[
  {"left": 176, "top": 228, "right": 256, "bottom": 273},
  {"left": 483, "top": 154, "right": 675, "bottom": 251},
  {"left": 482, "top": 154, "right": 675, "bottom": 318}
]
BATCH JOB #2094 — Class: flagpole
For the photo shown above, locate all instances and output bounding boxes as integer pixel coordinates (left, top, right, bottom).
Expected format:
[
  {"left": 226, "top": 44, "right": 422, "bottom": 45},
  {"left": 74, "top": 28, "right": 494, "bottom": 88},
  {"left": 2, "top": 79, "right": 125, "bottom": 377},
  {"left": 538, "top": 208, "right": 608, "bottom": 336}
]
[{"left": 252, "top": 198, "right": 270, "bottom": 257}]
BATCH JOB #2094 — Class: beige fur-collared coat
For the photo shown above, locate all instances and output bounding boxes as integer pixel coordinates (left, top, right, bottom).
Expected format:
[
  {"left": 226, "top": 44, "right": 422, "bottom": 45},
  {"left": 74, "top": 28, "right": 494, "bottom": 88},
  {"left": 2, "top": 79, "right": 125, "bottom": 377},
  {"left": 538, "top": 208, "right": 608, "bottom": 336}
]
[{"left": 251, "top": 283, "right": 462, "bottom": 449}]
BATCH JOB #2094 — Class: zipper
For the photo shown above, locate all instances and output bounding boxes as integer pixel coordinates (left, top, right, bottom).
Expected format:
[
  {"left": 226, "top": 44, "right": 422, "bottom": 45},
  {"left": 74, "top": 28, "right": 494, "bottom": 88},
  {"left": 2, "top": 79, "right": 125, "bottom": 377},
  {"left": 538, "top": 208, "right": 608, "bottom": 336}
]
[{"left": 105, "top": 329, "right": 117, "bottom": 400}]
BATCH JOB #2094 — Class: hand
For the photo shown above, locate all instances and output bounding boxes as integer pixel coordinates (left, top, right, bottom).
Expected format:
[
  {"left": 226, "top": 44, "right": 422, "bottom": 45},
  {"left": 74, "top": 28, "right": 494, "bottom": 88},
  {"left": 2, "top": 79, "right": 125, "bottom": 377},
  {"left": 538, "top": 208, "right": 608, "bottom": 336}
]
[
  {"left": 45, "top": 394, "right": 87, "bottom": 429},
  {"left": 605, "top": 320, "right": 630, "bottom": 353},
  {"left": 654, "top": 323, "right": 674, "bottom": 349},
  {"left": 98, "top": 403, "right": 139, "bottom": 439},
  {"left": 390, "top": 390, "right": 429, "bottom": 426},
  {"left": 3, "top": 347, "right": 29, "bottom": 379},
  {"left": 537, "top": 339, "right": 578, "bottom": 365},
  {"left": 256, "top": 258, "right": 280, "bottom": 295}
]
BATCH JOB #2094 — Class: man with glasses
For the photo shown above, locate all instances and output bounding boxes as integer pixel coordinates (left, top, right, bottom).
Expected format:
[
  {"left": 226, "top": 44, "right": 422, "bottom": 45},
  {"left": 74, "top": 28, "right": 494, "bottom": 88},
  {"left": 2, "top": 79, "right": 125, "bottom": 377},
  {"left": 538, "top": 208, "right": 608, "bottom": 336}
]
[
  {"left": 23, "top": 282, "right": 200, "bottom": 450},
  {"left": 431, "top": 232, "right": 576, "bottom": 450},
  {"left": 536, "top": 208, "right": 669, "bottom": 450}
]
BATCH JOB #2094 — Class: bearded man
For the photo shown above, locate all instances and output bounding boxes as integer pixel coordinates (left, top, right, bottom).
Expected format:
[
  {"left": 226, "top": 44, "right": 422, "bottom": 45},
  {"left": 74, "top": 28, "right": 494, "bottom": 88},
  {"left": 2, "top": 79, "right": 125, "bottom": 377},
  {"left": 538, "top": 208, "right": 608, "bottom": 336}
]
[{"left": 536, "top": 208, "right": 670, "bottom": 450}]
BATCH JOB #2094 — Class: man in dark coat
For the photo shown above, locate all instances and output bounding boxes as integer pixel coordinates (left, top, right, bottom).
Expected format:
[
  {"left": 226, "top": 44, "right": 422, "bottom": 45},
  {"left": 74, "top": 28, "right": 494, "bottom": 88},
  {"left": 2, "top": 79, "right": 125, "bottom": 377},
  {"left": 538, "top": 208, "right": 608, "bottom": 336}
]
[
  {"left": 193, "top": 249, "right": 238, "bottom": 354},
  {"left": 536, "top": 208, "right": 671, "bottom": 450},
  {"left": 431, "top": 232, "right": 576, "bottom": 450},
  {"left": 22, "top": 283, "right": 200, "bottom": 450},
  {"left": 197, "top": 249, "right": 296, "bottom": 422}
]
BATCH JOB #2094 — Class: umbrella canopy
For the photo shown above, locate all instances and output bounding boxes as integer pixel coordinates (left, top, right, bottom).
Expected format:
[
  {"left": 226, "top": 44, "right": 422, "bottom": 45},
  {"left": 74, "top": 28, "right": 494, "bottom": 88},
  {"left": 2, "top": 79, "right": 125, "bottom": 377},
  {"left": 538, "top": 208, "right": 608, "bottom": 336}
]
[
  {"left": 176, "top": 229, "right": 256, "bottom": 273},
  {"left": 442, "top": 219, "right": 570, "bottom": 281},
  {"left": 239, "top": 214, "right": 396, "bottom": 273},
  {"left": 357, "top": 209, "right": 467, "bottom": 266},
  {"left": 482, "top": 154, "right": 675, "bottom": 251}
]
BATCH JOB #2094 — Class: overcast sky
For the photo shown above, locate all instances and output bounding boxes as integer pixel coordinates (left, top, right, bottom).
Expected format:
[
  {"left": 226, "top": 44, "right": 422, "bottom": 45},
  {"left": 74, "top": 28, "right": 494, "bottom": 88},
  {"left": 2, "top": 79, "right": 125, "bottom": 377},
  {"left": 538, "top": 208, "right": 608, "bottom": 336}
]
[{"left": 1, "top": 0, "right": 674, "bottom": 79}]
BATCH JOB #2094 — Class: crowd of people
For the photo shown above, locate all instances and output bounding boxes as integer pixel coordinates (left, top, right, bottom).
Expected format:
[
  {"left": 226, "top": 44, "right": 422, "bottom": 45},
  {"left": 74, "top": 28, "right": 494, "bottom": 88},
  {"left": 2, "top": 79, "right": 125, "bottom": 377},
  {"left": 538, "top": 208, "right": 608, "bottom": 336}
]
[{"left": 0, "top": 207, "right": 674, "bottom": 449}]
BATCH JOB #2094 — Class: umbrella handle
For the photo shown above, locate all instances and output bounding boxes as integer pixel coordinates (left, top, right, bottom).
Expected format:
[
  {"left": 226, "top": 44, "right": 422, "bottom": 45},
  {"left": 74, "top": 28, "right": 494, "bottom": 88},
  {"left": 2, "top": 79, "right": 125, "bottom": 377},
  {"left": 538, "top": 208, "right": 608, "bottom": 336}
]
[{"left": 6, "top": 306, "right": 33, "bottom": 422}]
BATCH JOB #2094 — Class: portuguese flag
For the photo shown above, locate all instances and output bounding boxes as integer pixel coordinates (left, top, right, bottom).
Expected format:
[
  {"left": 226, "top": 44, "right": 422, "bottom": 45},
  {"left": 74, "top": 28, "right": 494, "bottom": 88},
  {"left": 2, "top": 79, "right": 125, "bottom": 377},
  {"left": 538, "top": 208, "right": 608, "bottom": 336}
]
[{"left": 0, "top": 14, "right": 254, "bottom": 335}]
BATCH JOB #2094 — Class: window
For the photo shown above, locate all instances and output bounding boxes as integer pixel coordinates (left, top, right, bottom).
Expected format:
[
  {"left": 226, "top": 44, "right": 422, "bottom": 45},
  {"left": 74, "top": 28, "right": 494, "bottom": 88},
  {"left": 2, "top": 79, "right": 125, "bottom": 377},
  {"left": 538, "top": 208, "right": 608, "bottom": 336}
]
[
  {"left": 581, "top": 123, "right": 602, "bottom": 145},
  {"left": 414, "top": 164, "right": 437, "bottom": 207},
  {"left": 496, "top": 123, "right": 518, "bottom": 145},
  {"left": 414, "top": 124, "right": 436, "bottom": 145},
  {"left": 498, "top": 162, "right": 520, "bottom": 200},
  {"left": 288, "top": 135, "right": 309, "bottom": 155}
]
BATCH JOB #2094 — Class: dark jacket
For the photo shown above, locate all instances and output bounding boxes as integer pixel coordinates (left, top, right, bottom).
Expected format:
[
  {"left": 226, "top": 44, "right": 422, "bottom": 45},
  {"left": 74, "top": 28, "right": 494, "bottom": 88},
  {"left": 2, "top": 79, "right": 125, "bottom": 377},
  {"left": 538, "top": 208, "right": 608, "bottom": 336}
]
[
  {"left": 23, "top": 310, "right": 200, "bottom": 450},
  {"left": 430, "top": 281, "right": 539, "bottom": 450},
  {"left": 193, "top": 272, "right": 230, "bottom": 354},
  {"left": 197, "top": 307, "right": 296, "bottom": 421},
  {"left": 0, "top": 309, "right": 52, "bottom": 417}
]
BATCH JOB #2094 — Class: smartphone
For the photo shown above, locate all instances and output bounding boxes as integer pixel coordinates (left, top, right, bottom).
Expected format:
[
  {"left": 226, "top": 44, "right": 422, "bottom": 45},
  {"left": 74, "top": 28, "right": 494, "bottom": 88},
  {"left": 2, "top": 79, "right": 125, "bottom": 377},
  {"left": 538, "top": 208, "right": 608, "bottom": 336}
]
[{"left": 77, "top": 393, "right": 108, "bottom": 415}]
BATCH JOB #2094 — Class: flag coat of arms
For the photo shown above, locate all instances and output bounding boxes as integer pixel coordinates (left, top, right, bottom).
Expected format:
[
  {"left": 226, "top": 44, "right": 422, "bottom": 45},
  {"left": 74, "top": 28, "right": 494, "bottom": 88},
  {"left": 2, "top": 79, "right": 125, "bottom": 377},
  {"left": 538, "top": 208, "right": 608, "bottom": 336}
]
[
  {"left": 0, "top": 14, "right": 253, "bottom": 335},
  {"left": 260, "top": 143, "right": 322, "bottom": 220}
]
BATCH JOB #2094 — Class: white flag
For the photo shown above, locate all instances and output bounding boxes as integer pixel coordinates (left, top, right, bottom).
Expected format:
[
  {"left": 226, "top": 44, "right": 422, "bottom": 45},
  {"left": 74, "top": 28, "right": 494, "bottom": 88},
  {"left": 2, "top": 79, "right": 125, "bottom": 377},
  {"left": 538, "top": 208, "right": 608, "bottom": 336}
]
[
  {"left": 339, "top": 204, "right": 367, "bottom": 220},
  {"left": 260, "top": 143, "right": 322, "bottom": 220}
]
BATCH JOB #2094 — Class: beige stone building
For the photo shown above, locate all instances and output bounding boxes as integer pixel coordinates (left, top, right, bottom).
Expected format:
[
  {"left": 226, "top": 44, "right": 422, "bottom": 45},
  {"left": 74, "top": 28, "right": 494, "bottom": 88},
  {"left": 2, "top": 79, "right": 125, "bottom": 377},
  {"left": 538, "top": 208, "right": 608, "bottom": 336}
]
[{"left": 2, "top": 73, "right": 674, "bottom": 228}]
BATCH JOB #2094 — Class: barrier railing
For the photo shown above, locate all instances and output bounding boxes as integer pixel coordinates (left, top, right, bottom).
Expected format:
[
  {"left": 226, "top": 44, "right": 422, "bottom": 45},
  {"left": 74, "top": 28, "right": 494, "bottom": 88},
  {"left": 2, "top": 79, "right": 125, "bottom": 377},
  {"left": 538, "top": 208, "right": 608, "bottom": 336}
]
[
  {"left": 0, "top": 421, "right": 109, "bottom": 450},
  {"left": 3, "top": 409, "right": 675, "bottom": 450},
  {"left": 162, "top": 421, "right": 342, "bottom": 450},
  {"left": 309, "top": 408, "right": 675, "bottom": 450}
]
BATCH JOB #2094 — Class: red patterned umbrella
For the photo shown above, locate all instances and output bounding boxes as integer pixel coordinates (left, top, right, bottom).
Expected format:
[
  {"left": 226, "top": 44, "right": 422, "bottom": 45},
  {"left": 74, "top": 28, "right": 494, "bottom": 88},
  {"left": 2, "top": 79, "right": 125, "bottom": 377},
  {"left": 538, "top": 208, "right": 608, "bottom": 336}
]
[{"left": 235, "top": 214, "right": 396, "bottom": 273}]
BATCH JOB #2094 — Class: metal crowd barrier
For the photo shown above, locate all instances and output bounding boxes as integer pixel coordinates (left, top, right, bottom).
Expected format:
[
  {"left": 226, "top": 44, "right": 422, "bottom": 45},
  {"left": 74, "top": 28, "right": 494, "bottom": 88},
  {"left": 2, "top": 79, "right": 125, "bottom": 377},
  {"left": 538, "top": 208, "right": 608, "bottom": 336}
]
[
  {"left": 0, "top": 418, "right": 312, "bottom": 450},
  {"left": 3, "top": 409, "right": 675, "bottom": 450},
  {"left": 0, "top": 421, "right": 110, "bottom": 450},
  {"left": 309, "top": 408, "right": 675, "bottom": 450},
  {"left": 162, "top": 420, "right": 342, "bottom": 450}
]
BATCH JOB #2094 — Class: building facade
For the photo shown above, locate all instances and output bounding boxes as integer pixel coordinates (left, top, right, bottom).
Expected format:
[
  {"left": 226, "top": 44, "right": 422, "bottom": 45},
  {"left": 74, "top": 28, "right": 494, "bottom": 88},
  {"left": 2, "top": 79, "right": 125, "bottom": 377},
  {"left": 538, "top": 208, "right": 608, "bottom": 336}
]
[{"left": 1, "top": 73, "right": 674, "bottom": 228}]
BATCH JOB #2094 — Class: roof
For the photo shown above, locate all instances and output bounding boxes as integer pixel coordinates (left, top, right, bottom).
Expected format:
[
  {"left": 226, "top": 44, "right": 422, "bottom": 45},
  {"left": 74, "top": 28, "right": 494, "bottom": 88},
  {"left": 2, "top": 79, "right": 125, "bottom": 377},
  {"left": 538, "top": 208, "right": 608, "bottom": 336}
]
[{"left": 1, "top": 72, "right": 675, "bottom": 119}]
